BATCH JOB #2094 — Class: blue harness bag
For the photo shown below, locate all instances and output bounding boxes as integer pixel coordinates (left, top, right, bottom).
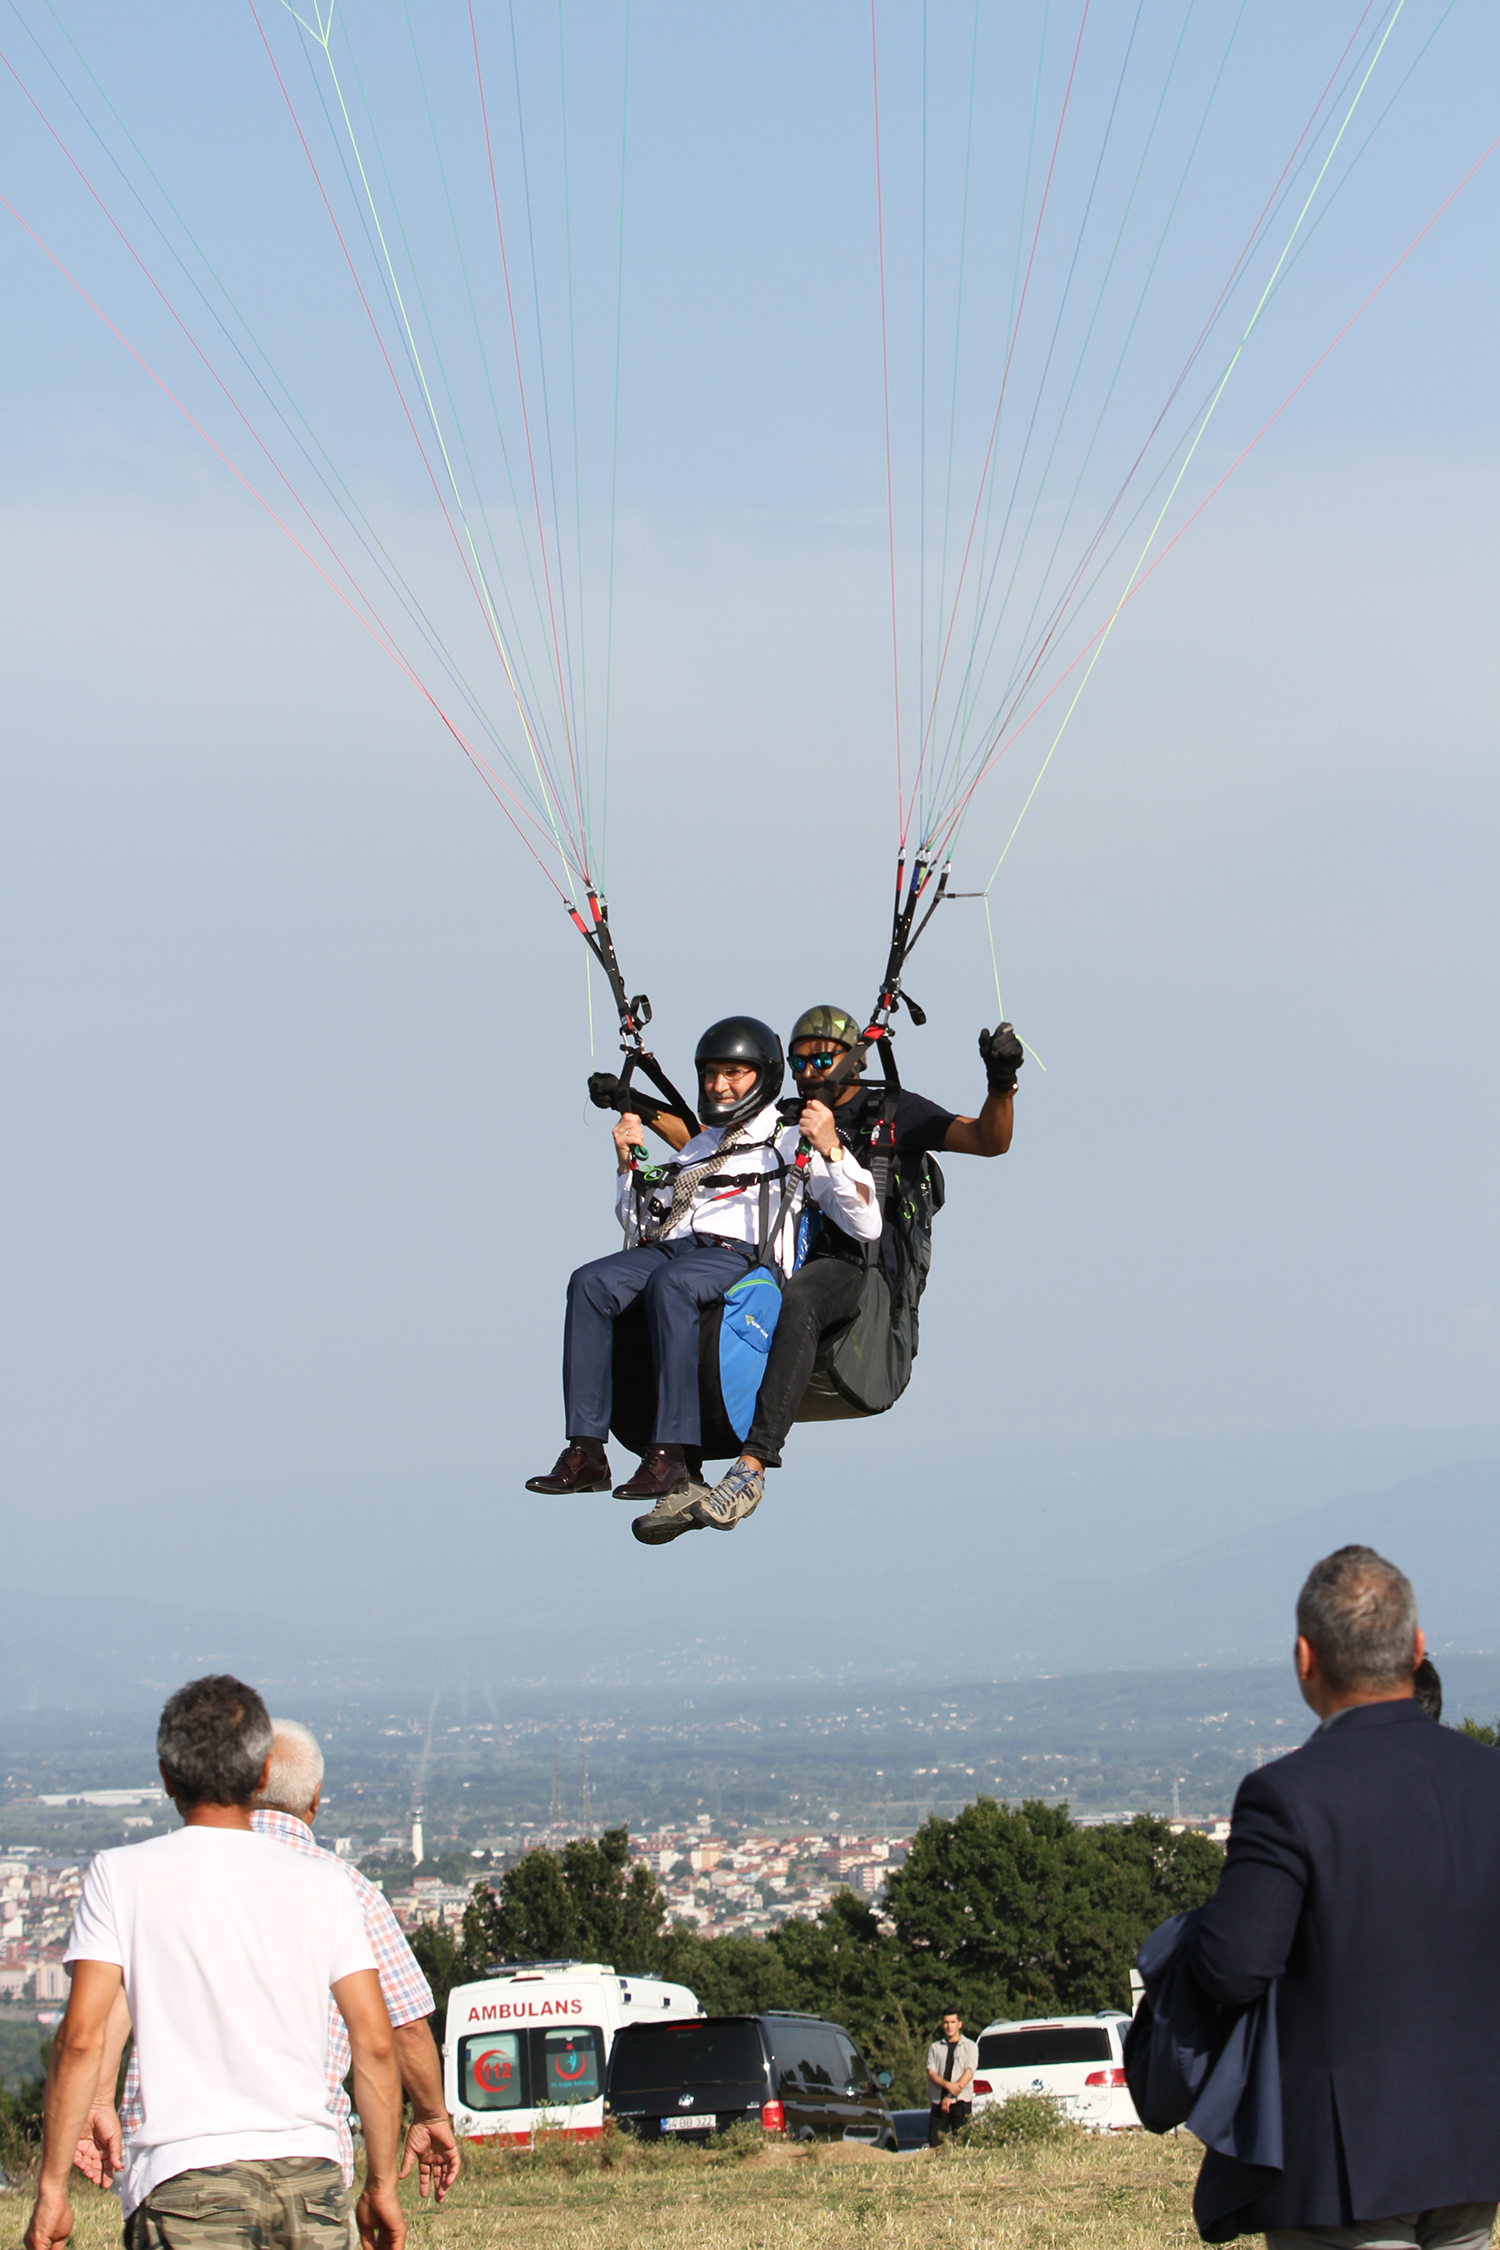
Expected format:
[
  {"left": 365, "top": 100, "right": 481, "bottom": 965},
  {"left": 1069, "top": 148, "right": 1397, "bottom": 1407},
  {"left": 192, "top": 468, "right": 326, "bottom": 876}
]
[
  {"left": 714, "top": 1166, "right": 816, "bottom": 1441},
  {"left": 717, "top": 1266, "right": 784, "bottom": 1442}
]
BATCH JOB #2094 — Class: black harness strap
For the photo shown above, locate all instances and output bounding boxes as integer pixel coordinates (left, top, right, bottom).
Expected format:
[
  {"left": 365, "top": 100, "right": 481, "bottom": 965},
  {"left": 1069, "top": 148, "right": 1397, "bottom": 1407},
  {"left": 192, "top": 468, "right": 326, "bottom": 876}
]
[{"left": 570, "top": 888, "right": 700, "bottom": 1142}]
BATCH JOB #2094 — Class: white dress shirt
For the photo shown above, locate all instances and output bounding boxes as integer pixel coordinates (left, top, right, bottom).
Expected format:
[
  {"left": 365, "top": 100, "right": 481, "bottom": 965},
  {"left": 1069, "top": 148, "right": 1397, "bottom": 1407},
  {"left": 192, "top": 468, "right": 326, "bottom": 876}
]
[{"left": 616, "top": 1100, "right": 881, "bottom": 1272}]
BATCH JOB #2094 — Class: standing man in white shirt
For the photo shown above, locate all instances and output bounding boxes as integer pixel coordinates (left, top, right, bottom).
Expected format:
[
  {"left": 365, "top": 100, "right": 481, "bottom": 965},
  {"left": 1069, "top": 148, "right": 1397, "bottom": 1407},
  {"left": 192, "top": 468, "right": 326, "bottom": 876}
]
[
  {"left": 81, "top": 1719, "right": 459, "bottom": 2212},
  {"left": 23, "top": 1675, "right": 406, "bottom": 2250},
  {"left": 926, "top": 2009, "right": 978, "bottom": 2146},
  {"left": 525, "top": 1013, "right": 881, "bottom": 1518}
]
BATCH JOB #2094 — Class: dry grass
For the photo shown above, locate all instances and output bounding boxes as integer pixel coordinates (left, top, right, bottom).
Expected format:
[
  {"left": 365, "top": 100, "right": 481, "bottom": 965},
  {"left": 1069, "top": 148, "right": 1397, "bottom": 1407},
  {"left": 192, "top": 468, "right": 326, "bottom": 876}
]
[{"left": 5, "top": 2130, "right": 1207, "bottom": 2250}]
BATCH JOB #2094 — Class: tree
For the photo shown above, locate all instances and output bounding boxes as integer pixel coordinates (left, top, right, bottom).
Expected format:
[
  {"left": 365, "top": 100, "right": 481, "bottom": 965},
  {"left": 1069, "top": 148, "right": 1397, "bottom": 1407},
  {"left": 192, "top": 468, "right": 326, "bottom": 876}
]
[
  {"left": 768, "top": 1891, "right": 930, "bottom": 2104},
  {"left": 406, "top": 1921, "right": 467, "bottom": 2029},
  {"left": 648, "top": 1927, "right": 797, "bottom": 2015},
  {"left": 883, "top": 1799, "right": 1223, "bottom": 2024},
  {"left": 464, "top": 1827, "right": 668, "bottom": 1971}
]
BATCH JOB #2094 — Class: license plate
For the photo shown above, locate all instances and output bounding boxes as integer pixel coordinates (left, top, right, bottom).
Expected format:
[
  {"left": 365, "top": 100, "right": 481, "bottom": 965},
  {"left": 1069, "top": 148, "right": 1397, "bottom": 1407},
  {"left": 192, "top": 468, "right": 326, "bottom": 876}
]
[{"left": 661, "top": 2114, "right": 716, "bottom": 2133}]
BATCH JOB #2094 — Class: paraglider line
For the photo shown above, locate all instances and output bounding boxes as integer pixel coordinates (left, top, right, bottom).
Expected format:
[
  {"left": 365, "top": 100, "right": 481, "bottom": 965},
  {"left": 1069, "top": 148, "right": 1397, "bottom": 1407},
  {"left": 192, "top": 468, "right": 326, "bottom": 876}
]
[
  {"left": 17, "top": 0, "right": 544, "bottom": 800},
  {"left": 907, "top": 0, "right": 1091, "bottom": 835},
  {"left": 469, "top": 0, "right": 590, "bottom": 871},
  {"left": 870, "top": 0, "right": 904, "bottom": 836},
  {"left": 0, "top": 190, "right": 573, "bottom": 899},
  {"left": 506, "top": 0, "right": 588, "bottom": 854},
  {"left": 982, "top": 896, "right": 1047, "bottom": 1071},
  {"left": 940, "top": 127, "right": 1498, "bottom": 870},
  {"left": 245, "top": 0, "right": 581, "bottom": 867},
  {"left": 278, "top": 2, "right": 581, "bottom": 883},
  {"left": 601, "top": 0, "right": 632, "bottom": 877},
  {"left": 928, "top": 0, "right": 1144, "bottom": 820},
  {"left": 933, "top": 0, "right": 1403, "bottom": 832}
]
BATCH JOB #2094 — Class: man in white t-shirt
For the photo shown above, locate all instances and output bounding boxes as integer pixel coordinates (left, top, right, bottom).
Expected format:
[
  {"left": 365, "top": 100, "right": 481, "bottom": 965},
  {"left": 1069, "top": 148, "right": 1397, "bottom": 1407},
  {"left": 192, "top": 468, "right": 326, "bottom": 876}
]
[{"left": 23, "top": 1675, "right": 406, "bottom": 2250}]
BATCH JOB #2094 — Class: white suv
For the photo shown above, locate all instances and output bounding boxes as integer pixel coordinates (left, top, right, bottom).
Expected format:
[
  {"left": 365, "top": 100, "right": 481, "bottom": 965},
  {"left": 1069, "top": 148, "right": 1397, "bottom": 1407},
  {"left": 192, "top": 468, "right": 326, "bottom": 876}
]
[{"left": 970, "top": 2013, "right": 1139, "bottom": 2133}]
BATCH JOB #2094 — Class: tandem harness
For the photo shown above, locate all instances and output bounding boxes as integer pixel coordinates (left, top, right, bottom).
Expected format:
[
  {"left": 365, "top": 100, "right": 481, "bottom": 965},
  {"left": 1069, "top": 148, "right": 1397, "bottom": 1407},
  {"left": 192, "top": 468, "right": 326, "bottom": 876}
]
[{"left": 624, "top": 1132, "right": 805, "bottom": 1446}]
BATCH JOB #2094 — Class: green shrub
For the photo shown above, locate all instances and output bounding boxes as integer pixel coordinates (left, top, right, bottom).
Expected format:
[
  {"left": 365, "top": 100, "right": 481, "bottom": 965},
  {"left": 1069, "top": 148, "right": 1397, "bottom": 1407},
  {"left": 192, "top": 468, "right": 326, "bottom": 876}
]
[
  {"left": 954, "top": 2092, "right": 1070, "bottom": 2150},
  {"left": 705, "top": 2118, "right": 768, "bottom": 2158}
]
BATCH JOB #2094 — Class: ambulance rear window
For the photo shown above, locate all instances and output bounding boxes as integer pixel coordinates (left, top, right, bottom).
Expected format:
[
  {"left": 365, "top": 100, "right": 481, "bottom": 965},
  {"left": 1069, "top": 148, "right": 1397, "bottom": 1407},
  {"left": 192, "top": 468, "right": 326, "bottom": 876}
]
[
  {"left": 540, "top": 2027, "right": 602, "bottom": 2105},
  {"left": 459, "top": 2031, "right": 525, "bottom": 2110}
]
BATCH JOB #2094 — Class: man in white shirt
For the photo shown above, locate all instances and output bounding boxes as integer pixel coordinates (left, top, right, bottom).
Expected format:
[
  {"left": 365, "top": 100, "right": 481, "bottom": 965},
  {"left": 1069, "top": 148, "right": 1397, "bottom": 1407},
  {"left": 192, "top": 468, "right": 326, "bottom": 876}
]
[
  {"left": 82, "top": 1719, "right": 459, "bottom": 2211},
  {"left": 23, "top": 1675, "right": 405, "bottom": 2250},
  {"left": 926, "top": 2009, "right": 978, "bottom": 2146},
  {"left": 526, "top": 1013, "right": 881, "bottom": 1516}
]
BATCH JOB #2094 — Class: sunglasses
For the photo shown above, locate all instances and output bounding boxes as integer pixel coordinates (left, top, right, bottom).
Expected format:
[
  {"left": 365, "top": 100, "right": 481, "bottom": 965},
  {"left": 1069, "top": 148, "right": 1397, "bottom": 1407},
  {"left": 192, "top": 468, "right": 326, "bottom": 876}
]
[{"left": 790, "top": 1051, "right": 844, "bottom": 1074}]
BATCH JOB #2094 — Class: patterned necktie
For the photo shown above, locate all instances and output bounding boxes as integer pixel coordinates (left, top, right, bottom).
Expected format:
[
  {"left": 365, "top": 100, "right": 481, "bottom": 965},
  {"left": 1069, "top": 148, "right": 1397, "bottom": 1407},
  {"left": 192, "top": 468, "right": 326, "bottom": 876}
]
[{"left": 639, "top": 1124, "right": 749, "bottom": 1243}]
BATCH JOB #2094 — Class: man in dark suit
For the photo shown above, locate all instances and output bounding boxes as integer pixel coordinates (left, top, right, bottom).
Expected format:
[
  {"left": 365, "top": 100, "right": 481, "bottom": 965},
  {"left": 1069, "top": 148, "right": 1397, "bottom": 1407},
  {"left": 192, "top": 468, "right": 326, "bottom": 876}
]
[{"left": 1189, "top": 1544, "right": 1500, "bottom": 2249}]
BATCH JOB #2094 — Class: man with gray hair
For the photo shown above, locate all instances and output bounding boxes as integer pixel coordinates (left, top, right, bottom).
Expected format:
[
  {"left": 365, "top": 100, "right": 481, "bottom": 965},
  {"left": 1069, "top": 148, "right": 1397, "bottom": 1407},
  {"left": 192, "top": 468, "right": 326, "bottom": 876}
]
[
  {"left": 78, "top": 1718, "right": 459, "bottom": 2213},
  {"left": 25, "top": 1676, "right": 405, "bottom": 2250},
  {"left": 1186, "top": 1545, "right": 1500, "bottom": 2248}
]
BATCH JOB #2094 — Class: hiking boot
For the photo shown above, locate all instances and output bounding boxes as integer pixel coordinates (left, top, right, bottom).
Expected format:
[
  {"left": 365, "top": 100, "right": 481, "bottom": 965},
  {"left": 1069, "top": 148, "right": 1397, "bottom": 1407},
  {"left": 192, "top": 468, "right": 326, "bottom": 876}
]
[
  {"left": 689, "top": 1461, "right": 764, "bottom": 1531},
  {"left": 613, "top": 1446, "right": 692, "bottom": 1503},
  {"left": 630, "top": 1483, "right": 709, "bottom": 1546},
  {"left": 524, "top": 1443, "right": 612, "bottom": 1495}
]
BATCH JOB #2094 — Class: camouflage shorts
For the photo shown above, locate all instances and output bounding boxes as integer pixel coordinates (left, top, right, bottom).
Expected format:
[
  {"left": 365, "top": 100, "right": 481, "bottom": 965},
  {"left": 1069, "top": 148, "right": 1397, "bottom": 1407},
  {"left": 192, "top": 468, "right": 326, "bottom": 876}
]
[{"left": 124, "top": 2158, "right": 350, "bottom": 2250}]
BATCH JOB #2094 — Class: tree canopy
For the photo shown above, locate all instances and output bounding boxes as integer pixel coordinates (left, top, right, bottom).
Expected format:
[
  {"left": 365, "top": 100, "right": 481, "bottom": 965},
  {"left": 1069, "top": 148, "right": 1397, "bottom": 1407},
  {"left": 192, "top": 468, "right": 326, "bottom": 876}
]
[{"left": 405, "top": 1802, "right": 1222, "bottom": 2105}]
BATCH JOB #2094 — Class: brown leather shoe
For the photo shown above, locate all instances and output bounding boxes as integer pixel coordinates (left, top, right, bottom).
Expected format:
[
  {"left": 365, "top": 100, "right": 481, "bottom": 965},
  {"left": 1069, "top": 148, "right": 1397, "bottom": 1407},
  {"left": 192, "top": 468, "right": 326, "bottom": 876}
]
[
  {"left": 525, "top": 1443, "right": 612, "bottom": 1495},
  {"left": 613, "top": 1446, "right": 691, "bottom": 1503}
]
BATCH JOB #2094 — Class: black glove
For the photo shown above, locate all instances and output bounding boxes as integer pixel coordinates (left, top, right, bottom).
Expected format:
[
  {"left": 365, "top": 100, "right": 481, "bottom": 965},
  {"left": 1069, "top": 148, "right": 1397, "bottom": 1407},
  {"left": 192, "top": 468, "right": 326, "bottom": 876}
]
[{"left": 978, "top": 1022, "right": 1024, "bottom": 1095}]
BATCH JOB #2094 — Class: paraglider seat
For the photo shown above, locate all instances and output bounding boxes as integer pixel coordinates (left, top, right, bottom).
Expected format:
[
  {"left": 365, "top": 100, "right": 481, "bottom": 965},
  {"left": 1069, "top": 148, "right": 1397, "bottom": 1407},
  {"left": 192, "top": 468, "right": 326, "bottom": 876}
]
[{"left": 607, "top": 1265, "right": 913, "bottom": 1467}]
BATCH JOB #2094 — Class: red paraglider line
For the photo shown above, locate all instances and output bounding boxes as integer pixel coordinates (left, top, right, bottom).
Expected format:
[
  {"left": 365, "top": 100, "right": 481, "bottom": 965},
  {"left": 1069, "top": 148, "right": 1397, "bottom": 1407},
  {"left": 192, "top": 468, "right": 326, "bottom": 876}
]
[
  {"left": 0, "top": 196, "right": 571, "bottom": 899},
  {"left": 905, "top": 0, "right": 1092, "bottom": 839},
  {"left": 932, "top": 132, "right": 1500, "bottom": 857},
  {"left": 468, "top": 0, "right": 589, "bottom": 874},
  {"left": 870, "top": 0, "right": 904, "bottom": 840},
  {"left": 0, "top": 39, "right": 380, "bottom": 631},
  {"left": 242, "top": 0, "right": 583, "bottom": 861}
]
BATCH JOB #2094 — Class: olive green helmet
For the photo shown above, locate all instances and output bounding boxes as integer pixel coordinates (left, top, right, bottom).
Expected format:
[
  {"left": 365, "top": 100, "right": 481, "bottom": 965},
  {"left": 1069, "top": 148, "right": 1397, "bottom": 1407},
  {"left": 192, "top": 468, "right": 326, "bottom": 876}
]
[{"left": 789, "top": 1004, "right": 863, "bottom": 1053}]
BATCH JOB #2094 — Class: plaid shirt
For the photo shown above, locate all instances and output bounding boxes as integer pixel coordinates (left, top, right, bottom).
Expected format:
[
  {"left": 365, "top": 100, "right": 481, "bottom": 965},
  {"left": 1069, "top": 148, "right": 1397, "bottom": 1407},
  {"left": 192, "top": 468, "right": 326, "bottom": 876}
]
[{"left": 119, "top": 1811, "right": 434, "bottom": 2184}]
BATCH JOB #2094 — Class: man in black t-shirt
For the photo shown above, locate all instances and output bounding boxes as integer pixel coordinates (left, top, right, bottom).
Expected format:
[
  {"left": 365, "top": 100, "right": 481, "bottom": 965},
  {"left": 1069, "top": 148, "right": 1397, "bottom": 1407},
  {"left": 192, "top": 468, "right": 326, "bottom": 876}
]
[{"left": 635, "top": 1003, "right": 1021, "bottom": 1542}]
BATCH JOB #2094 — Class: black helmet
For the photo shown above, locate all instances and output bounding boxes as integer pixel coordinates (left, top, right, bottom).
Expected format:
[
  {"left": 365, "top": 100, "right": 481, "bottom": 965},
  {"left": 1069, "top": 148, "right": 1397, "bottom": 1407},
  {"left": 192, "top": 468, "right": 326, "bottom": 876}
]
[{"left": 694, "top": 1015, "right": 784, "bottom": 1127}]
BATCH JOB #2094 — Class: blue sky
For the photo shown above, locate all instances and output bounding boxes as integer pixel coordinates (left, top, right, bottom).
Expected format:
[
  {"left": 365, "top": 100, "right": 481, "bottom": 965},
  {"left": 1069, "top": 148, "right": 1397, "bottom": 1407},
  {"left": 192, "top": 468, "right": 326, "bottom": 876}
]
[{"left": 2, "top": 3, "right": 1497, "bottom": 1667}]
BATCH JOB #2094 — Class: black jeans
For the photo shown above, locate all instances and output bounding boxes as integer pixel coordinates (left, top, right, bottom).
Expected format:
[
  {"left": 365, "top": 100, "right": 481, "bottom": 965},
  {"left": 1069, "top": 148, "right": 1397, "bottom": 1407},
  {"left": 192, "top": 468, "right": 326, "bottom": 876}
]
[
  {"left": 743, "top": 1256, "right": 866, "bottom": 1468},
  {"left": 928, "top": 2101, "right": 971, "bottom": 2145}
]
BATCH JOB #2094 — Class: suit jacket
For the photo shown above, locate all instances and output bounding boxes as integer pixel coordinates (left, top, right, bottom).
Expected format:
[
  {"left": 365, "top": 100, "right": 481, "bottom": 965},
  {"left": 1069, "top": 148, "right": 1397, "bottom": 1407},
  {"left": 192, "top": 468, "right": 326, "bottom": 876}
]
[
  {"left": 1125, "top": 1906, "right": 1282, "bottom": 2239},
  {"left": 1189, "top": 1700, "right": 1500, "bottom": 2237}
]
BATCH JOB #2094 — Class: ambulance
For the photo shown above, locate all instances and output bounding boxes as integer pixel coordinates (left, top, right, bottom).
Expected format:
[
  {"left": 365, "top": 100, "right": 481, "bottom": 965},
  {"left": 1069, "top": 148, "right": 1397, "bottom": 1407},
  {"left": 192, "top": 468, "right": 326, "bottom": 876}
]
[{"left": 444, "top": 1960, "right": 703, "bottom": 2143}]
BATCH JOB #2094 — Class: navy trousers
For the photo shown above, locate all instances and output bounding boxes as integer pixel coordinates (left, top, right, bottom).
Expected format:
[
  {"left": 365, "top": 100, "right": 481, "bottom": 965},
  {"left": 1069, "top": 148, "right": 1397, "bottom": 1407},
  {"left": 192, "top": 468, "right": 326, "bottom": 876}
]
[{"left": 563, "top": 1238, "right": 756, "bottom": 1449}]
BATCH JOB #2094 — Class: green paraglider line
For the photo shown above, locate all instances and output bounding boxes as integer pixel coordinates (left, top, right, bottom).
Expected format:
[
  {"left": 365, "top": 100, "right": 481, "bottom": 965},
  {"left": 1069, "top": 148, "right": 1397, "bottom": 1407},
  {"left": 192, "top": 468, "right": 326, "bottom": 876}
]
[
  {"left": 252, "top": 0, "right": 582, "bottom": 895},
  {"left": 600, "top": 0, "right": 632, "bottom": 879},
  {"left": 558, "top": 2, "right": 594, "bottom": 844},
  {"left": 870, "top": 0, "right": 905, "bottom": 833},
  {"left": 292, "top": 0, "right": 585, "bottom": 894},
  {"left": 934, "top": 0, "right": 1416, "bottom": 865},
  {"left": 905, "top": 0, "right": 1093, "bottom": 845},
  {"left": 946, "top": 0, "right": 1048, "bottom": 844},
  {"left": 983, "top": 897, "right": 1048, "bottom": 1072},
  {"left": 940, "top": 117, "right": 1497, "bottom": 890},
  {"left": 10, "top": 5, "right": 577, "bottom": 850},
  {"left": 1, "top": 187, "right": 583, "bottom": 897},
  {"left": 935, "top": 0, "right": 1219, "bottom": 823},
  {"left": 397, "top": 0, "right": 565, "bottom": 771}
]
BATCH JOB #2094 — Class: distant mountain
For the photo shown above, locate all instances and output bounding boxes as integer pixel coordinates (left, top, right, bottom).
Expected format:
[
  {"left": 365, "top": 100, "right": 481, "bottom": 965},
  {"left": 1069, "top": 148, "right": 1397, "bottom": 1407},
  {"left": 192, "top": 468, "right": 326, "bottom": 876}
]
[
  {"left": 5, "top": 1454, "right": 1494, "bottom": 1706},
  {"left": 998, "top": 1459, "right": 1500, "bottom": 1672}
]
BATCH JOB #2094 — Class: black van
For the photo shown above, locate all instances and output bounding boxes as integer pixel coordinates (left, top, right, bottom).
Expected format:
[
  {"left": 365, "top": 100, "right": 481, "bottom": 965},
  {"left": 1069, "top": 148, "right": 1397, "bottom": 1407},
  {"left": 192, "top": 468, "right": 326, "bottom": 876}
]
[{"left": 605, "top": 2011, "right": 897, "bottom": 2149}]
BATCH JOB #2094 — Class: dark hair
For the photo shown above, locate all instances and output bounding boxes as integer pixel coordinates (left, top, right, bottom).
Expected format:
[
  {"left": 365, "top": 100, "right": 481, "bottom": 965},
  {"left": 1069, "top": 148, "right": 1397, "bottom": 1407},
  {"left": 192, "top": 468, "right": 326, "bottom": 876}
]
[
  {"left": 1413, "top": 1656, "right": 1443, "bottom": 1721},
  {"left": 157, "top": 1675, "right": 274, "bottom": 1808},
  {"left": 1296, "top": 1546, "right": 1419, "bottom": 1694},
  {"left": 939, "top": 2007, "right": 962, "bottom": 2022}
]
